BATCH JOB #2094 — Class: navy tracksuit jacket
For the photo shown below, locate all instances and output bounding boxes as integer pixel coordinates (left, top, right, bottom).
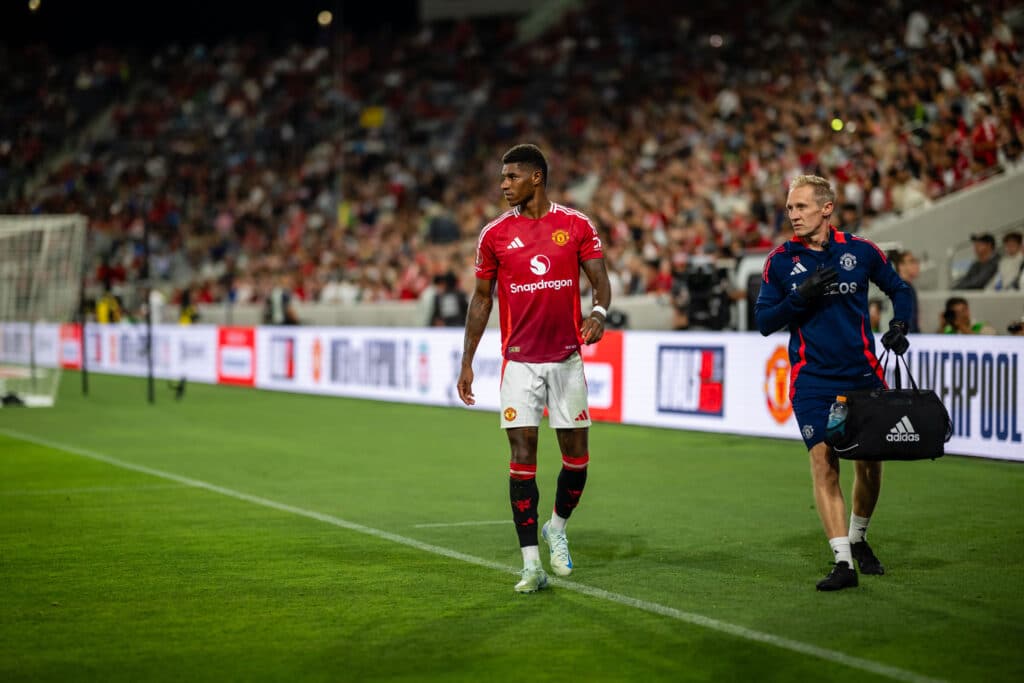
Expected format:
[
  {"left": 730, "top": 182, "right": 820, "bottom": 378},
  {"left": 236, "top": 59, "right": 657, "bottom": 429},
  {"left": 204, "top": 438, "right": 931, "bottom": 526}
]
[{"left": 755, "top": 226, "right": 913, "bottom": 398}]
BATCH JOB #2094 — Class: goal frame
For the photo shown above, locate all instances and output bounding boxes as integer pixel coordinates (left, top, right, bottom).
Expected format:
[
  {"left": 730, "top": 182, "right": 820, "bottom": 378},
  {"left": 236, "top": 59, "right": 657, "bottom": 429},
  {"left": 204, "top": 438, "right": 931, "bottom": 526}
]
[{"left": 0, "top": 214, "right": 87, "bottom": 407}]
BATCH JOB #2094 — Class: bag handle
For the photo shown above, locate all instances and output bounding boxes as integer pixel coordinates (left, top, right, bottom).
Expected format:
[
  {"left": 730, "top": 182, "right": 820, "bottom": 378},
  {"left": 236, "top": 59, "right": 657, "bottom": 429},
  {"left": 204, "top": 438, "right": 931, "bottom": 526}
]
[{"left": 871, "top": 349, "right": 920, "bottom": 392}]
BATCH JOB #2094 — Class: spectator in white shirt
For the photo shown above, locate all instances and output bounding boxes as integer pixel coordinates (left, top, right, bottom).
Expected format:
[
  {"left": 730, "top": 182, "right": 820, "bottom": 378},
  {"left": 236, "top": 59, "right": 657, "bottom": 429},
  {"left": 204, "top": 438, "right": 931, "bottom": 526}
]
[{"left": 989, "top": 231, "right": 1022, "bottom": 291}]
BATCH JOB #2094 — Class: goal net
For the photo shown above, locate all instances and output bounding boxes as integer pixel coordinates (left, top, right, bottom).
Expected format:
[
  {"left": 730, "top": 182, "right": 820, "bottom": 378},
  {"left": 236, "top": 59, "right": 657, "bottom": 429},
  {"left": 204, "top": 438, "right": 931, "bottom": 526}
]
[{"left": 0, "top": 215, "right": 87, "bottom": 407}]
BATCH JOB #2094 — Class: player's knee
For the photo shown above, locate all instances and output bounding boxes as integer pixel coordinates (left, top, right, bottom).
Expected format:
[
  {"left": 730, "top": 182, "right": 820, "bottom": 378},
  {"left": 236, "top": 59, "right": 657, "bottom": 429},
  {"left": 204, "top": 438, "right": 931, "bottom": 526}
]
[
  {"left": 556, "top": 428, "right": 588, "bottom": 455},
  {"left": 855, "top": 459, "right": 883, "bottom": 479},
  {"left": 507, "top": 428, "right": 538, "bottom": 464}
]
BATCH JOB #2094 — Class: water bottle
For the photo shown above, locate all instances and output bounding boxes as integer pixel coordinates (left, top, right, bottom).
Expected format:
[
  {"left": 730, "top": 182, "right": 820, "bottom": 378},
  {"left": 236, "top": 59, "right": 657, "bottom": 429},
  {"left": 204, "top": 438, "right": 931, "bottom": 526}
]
[{"left": 826, "top": 395, "right": 849, "bottom": 442}]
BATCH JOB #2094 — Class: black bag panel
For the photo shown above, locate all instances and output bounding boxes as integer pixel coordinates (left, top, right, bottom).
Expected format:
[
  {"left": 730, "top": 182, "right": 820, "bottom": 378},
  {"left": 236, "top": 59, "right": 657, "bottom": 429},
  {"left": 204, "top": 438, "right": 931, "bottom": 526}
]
[
  {"left": 825, "top": 351, "right": 952, "bottom": 461},
  {"left": 829, "top": 388, "right": 951, "bottom": 461}
]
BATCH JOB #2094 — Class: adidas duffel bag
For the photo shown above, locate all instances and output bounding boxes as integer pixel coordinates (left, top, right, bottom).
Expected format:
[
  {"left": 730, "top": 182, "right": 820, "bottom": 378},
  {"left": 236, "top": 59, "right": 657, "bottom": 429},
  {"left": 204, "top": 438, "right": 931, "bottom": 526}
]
[{"left": 826, "top": 352, "right": 952, "bottom": 461}]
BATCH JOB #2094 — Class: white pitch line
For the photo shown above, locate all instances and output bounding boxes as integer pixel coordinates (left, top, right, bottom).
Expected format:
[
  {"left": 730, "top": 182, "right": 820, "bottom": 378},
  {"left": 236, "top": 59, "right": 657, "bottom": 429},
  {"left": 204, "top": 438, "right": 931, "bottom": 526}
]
[
  {"left": 0, "top": 427, "right": 945, "bottom": 683},
  {"left": 414, "top": 520, "right": 509, "bottom": 528}
]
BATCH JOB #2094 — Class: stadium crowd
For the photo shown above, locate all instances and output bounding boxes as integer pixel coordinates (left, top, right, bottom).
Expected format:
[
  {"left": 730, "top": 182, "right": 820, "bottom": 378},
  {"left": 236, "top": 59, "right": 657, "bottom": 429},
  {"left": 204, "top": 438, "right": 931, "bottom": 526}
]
[{"left": 2, "top": 0, "right": 1022, "bottom": 325}]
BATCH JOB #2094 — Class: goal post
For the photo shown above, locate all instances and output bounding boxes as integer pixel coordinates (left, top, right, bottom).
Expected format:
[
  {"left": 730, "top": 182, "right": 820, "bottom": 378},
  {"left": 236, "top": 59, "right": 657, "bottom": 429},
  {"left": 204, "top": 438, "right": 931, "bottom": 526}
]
[{"left": 0, "top": 214, "right": 87, "bottom": 407}]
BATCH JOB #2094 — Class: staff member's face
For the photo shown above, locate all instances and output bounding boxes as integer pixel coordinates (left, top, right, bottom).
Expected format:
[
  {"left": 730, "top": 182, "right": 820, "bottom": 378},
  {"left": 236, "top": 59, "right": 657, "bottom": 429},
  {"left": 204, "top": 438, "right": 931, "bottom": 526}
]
[{"left": 787, "top": 185, "right": 832, "bottom": 243}]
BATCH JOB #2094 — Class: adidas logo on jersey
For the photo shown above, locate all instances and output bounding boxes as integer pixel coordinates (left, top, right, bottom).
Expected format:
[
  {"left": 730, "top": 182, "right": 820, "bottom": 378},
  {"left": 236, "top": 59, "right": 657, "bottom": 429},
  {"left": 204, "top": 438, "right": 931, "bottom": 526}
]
[
  {"left": 507, "top": 237, "right": 524, "bottom": 249},
  {"left": 789, "top": 262, "right": 808, "bottom": 276},
  {"left": 887, "top": 415, "right": 920, "bottom": 442}
]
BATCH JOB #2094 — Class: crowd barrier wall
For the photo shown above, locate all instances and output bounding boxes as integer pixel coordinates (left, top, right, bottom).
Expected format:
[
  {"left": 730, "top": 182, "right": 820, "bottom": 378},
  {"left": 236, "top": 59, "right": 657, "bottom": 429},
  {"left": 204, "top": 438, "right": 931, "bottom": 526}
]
[
  {"left": 192, "top": 296, "right": 677, "bottom": 330},
  {"left": 2, "top": 322, "right": 1020, "bottom": 462}
]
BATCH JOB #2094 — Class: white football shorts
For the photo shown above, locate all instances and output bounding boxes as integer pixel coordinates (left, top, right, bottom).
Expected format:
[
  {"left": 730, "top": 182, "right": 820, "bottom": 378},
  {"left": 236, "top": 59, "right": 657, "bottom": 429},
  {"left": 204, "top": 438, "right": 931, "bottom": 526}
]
[{"left": 499, "top": 351, "right": 591, "bottom": 429}]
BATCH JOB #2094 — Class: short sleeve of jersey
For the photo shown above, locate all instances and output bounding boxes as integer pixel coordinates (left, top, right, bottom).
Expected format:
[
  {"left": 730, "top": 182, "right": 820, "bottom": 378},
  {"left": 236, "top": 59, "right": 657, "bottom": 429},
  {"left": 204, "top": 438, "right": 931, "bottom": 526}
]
[
  {"left": 475, "top": 230, "right": 498, "bottom": 280},
  {"left": 576, "top": 214, "right": 603, "bottom": 262}
]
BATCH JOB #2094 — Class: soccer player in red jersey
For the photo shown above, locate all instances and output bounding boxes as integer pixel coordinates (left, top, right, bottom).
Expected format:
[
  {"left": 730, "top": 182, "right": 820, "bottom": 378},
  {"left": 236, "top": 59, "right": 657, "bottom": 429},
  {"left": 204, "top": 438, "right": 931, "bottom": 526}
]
[{"left": 457, "top": 143, "right": 611, "bottom": 593}]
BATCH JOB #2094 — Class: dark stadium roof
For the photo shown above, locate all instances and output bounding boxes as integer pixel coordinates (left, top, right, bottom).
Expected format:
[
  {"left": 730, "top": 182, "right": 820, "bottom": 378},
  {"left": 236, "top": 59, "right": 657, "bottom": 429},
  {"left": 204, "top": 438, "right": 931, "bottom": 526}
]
[{"left": 1, "top": 0, "right": 418, "bottom": 50}]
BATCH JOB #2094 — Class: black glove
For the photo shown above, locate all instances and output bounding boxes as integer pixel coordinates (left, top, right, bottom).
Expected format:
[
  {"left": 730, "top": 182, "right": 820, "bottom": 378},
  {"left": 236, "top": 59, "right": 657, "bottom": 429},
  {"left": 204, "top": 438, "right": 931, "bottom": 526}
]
[
  {"left": 881, "top": 320, "right": 910, "bottom": 355},
  {"left": 795, "top": 266, "right": 838, "bottom": 303}
]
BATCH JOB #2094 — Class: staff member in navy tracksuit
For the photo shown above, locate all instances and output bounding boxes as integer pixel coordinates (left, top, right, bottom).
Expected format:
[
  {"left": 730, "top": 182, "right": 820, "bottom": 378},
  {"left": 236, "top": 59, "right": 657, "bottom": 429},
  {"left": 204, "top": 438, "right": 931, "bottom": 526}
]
[{"left": 756, "top": 175, "right": 912, "bottom": 591}]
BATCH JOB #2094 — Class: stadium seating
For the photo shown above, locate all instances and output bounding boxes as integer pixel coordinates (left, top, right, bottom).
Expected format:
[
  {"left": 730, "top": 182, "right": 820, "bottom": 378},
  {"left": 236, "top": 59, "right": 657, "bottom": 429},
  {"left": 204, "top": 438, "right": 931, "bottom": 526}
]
[{"left": 2, "top": 1, "right": 1022, "bottom": 330}]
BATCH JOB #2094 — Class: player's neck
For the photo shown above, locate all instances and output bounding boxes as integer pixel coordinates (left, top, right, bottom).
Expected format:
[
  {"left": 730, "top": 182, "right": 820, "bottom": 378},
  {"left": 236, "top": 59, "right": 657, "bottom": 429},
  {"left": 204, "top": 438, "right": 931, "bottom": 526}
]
[
  {"left": 518, "top": 194, "right": 552, "bottom": 220},
  {"left": 805, "top": 224, "right": 831, "bottom": 251}
]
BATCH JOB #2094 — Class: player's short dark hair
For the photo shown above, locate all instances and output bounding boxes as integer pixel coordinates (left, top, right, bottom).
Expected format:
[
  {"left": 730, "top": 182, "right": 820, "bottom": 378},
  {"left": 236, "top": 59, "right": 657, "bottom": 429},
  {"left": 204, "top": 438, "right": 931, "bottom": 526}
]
[{"left": 502, "top": 144, "right": 548, "bottom": 186}]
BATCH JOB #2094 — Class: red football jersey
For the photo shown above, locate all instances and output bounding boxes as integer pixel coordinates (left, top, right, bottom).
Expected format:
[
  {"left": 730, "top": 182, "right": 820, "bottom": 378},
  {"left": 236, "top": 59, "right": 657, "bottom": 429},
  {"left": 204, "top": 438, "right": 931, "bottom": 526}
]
[{"left": 475, "top": 202, "right": 604, "bottom": 362}]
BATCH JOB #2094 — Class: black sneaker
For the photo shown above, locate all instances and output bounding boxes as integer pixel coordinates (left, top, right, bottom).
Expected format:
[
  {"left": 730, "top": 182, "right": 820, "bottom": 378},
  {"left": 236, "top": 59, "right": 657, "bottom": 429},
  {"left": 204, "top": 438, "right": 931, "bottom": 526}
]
[
  {"left": 816, "top": 561, "right": 858, "bottom": 591},
  {"left": 851, "top": 541, "right": 885, "bottom": 575}
]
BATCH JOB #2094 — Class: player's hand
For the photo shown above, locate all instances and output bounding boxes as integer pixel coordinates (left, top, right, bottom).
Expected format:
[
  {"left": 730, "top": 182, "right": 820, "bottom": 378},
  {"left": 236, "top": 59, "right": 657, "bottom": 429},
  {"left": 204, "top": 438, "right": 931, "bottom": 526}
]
[
  {"left": 457, "top": 365, "right": 475, "bottom": 405},
  {"left": 881, "top": 320, "right": 910, "bottom": 355},
  {"left": 581, "top": 313, "right": 606, "bottom": 345},
  {"left": 795, "top": 266, "right": 838, "bottom": 303}
]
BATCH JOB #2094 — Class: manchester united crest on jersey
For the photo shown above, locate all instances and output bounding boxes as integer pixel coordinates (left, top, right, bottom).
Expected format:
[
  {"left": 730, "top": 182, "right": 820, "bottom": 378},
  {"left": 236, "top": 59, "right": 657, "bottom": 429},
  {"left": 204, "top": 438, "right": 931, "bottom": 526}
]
[
  {"left": 839, "top": 252, "right": 857, "bottom": 271},
  {"left": 552, "top": 229, "right": 570, "bottom": 246}
]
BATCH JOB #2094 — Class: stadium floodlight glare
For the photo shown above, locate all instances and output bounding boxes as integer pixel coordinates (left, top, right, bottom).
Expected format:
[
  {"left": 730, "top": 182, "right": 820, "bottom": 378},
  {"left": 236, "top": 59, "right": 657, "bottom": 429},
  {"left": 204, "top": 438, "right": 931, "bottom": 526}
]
[{"left": 0, "top": 214, "right": 87, "bottom": 407}]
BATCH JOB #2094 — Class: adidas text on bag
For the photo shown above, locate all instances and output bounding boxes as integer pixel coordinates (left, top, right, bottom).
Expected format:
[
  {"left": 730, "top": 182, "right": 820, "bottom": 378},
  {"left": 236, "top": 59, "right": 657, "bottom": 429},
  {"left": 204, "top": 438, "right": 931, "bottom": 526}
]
[{"left": 887, "top": 416, "right": 921, "bottom": 443}]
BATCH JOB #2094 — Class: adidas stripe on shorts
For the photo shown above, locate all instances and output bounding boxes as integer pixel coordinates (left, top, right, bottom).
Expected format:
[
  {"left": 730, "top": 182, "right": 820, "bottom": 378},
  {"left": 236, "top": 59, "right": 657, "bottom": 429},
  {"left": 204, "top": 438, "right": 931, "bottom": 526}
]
[{"left": 499, "top": 352, "right": 591, "bottom": 429}]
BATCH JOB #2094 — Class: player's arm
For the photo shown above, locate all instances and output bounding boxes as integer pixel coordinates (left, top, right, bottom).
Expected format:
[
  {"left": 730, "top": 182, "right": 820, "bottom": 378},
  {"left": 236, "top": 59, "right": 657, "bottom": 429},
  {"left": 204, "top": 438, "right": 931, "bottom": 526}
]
[
  {"left": 457, "top": 277, "right": 495, "bottom": 406},
  {"left": 755, "top": 257, "right": 804, "bottom": 335},
  {"left": 580, "top": 257, "right": 611, "bottom": 344},
  {"left": 754, "top": 280, "right": 790, "bottom": 335},
  {"left": 871, "top": 251, "right": 913, "bottom": 324},
  {"left": 870, "top": 247, "right": 914, "bottom": 353},
  {"left": 755, "top": 252, "right": 838, "bottom": 334}
]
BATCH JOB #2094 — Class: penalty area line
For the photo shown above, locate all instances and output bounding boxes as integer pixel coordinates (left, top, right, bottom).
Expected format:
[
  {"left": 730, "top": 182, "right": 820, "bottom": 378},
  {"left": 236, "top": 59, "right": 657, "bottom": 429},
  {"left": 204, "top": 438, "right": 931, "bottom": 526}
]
[{"left": 0, "top": 427, "right": 944, "bottom": 683}]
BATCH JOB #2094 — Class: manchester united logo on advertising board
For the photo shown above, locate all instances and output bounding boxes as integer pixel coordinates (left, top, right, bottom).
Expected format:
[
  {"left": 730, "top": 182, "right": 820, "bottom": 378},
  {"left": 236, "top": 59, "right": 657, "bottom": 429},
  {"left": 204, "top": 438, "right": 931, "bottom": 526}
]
[
  {"left": 764, "top": 345, "right": 793, "bottom": 424},
  {"left": 503, "top": 407, "right": 518, "bottom": 421},
  {"left": 552, "top": 229, "right": 569, "bottom": 246},
  {"left": 312, "top": 338, "right": 322, "bottom": 383}
]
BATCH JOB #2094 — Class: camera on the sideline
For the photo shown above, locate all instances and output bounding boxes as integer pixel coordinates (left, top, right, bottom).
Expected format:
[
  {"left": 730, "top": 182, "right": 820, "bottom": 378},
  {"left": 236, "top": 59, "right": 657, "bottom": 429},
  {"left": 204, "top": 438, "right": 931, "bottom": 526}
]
[{"left": 672, "top": 258, "right": 732, "bottom": 331}]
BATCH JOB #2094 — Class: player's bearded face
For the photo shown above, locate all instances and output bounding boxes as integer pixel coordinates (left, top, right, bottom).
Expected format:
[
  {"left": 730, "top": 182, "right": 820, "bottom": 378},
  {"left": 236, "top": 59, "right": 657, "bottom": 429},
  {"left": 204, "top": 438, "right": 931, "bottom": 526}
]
[{"left": 501, "top": 163, "right": 536, "bottom": 207}]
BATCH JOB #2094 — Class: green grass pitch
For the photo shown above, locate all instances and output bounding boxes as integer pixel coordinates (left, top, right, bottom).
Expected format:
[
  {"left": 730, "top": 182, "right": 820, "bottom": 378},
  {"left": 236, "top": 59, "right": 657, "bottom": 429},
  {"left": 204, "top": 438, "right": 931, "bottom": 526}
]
[{"left": 1, "top": 372, "right": 1022, "bottom": 682}]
